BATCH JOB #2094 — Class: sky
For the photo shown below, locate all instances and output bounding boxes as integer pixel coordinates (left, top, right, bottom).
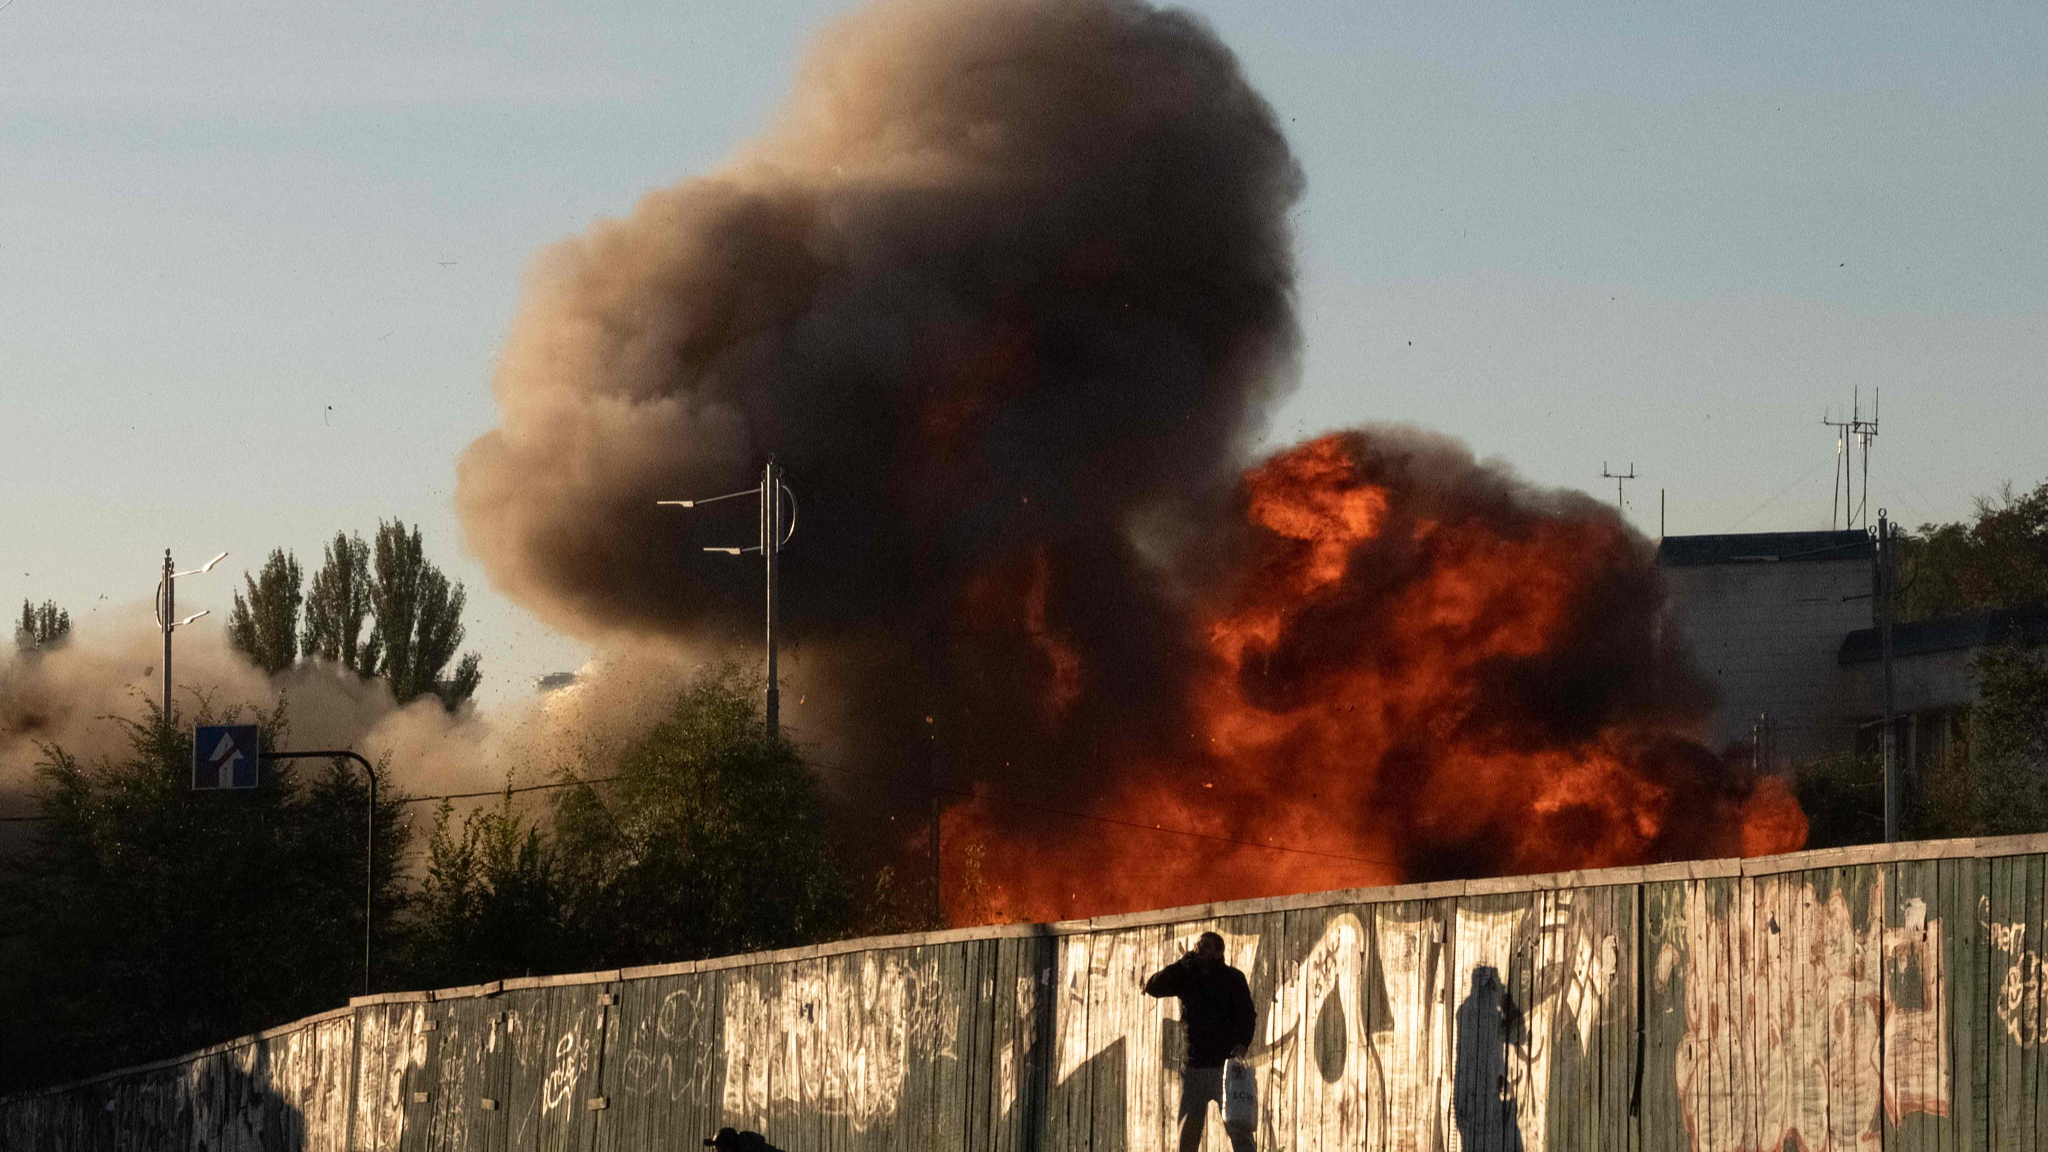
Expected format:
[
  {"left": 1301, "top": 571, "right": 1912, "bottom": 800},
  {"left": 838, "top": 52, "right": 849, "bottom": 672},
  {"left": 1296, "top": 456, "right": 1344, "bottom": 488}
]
[{"left": 3, "top": 0, "right": 2043, "bottom": 711}]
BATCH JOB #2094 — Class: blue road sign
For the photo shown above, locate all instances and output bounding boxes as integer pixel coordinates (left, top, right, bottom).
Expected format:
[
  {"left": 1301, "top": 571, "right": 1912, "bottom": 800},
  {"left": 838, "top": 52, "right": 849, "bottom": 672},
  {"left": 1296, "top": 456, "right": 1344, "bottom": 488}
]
[{"left": 193, "top": 724, "right": 260, "bottom": 790}]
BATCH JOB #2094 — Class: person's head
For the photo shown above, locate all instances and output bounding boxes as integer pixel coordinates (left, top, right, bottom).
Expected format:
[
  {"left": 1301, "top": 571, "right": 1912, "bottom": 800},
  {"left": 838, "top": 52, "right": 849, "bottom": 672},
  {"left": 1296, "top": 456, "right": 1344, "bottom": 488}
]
[
  {"left": 1195, "top": 931, "right": 1226, "bottom": 969},
  {"left": 704, "top": 1130, "right": 741, "bottom": 1150}
]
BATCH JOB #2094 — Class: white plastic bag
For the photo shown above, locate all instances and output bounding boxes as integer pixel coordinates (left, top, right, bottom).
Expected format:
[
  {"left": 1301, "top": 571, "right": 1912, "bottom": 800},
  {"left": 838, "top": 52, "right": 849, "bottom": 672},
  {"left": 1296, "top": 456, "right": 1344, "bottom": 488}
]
[{"left": 1222, "top": 1058, "right": 1257, "bottom": 1130}]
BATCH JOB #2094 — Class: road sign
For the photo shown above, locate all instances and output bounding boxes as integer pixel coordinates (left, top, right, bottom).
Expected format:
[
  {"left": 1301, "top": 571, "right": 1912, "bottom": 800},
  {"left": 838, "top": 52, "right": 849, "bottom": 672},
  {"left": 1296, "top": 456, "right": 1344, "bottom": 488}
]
[{"left": 193, "top": 724, "right": 260, "bottom": 790}]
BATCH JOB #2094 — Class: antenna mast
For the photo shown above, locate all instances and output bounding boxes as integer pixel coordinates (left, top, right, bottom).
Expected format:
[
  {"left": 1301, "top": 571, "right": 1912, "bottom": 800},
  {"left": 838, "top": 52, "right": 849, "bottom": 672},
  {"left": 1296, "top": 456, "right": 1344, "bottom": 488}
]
[
  {"left": 1601, "top": 462, "right": 1638, "bottom": 518},
  {"left": 1822, "top": 389, "right": 1880, "bottom": 530}
]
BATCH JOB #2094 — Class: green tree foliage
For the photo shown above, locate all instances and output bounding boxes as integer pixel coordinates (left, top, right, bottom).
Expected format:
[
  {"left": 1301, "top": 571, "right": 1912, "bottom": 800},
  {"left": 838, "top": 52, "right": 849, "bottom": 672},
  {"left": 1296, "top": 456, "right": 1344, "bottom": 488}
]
[
  {"left": 366, "top": 520, "right": 482, "bottom": 709},
  {"left": 1913, "top": 646, "right": 2048, "bottom": 839},
  {"left": 296, "top": 523, "right": 481, "bottom": 708},
  {"left": 1901, "top": 479, "right": 2048, "bottom": 621},
  {"left": 302, "top": 531, "right": 375, "bottom": 673},
  {"left": 226, "top": 549, "right": 304, "bottom": 674},
  {"left": 13, "top": 599, "right": 70, "bottom": 653},
  {"left": 396, "top": 799, "right": 574, "bottom": 989},
  {"left": 394, "top": 669, "right": 853, "bottom": 988},
  {"left": 0, "top": 702, "right": 406, "bottom": 1093},
  {"left": 550, "top": 668, "right": 850, "bottom": 967}
]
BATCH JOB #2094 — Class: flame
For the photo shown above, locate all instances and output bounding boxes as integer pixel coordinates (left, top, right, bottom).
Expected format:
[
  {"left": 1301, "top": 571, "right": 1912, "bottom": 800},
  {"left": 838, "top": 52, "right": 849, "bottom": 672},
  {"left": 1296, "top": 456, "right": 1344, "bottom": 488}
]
[{"left": 942, "top": 433, "right": 1805, "bottom": 925}]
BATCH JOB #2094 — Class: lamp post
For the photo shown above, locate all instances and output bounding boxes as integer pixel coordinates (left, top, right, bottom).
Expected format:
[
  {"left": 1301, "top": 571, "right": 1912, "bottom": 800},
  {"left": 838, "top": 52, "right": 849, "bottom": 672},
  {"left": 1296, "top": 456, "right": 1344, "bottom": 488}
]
[
  {"left": 657, "top": 458, "right": 797, "bottom": 734},
  {"left": 155, "top": 549, "right": 228, "bottom": 717}
]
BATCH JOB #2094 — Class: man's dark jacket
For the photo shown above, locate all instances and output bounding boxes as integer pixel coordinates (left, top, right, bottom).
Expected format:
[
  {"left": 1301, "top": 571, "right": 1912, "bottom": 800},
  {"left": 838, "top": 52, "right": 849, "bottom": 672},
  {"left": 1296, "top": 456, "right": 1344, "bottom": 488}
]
[{"left": 1143, "top": 958, "right": 1256, "bottom": 1069}]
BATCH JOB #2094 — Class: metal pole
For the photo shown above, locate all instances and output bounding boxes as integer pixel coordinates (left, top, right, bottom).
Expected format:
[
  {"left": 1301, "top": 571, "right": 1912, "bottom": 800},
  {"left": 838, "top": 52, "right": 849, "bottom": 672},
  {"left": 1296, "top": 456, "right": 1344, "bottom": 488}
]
[
  {"left": 261, "top": 750, "right": 378, "bottom": 994},
  {"left": 161, "top": 550, "right": 174, "bottom": 717},
  {"left": 763, "top": 458, "right": 780, "bottom": 736},
  {"left": 1832, "top": 433, "right": 1842, "bottom": 531},
  {"left": 927, "top": 630, "right": 941, "bottom": 926},
  {"left": 1879, "top": 513, "right": 1898, "bottom": 843}
]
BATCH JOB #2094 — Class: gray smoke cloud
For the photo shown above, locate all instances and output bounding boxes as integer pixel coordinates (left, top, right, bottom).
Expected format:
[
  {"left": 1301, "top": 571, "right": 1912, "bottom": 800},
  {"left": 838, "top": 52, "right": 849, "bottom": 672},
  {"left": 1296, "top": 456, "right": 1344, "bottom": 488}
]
[{"left": 456, "top": 0, "right": 1300, "bottom": 648}]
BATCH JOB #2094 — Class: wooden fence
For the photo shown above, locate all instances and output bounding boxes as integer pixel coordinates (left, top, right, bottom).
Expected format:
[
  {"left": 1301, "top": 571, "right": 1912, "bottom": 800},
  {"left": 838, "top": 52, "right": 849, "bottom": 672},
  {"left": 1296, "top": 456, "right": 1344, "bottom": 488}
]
[{"left": 8, "top": 834, "right": 2048, "bottom": 1151}]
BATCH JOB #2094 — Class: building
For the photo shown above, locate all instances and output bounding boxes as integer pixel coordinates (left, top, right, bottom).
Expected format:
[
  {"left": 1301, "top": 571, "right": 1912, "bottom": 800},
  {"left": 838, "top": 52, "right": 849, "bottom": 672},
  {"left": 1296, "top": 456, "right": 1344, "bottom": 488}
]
[
  {"left": 1659, "top": 529, "right": 2045, "bottom": 780},
  {"left": 1837, "top": 604, "right": 2048, "bottom": 779},
  {"left": 1657, "top": 530, "right": 1874, "bottom": 765}
]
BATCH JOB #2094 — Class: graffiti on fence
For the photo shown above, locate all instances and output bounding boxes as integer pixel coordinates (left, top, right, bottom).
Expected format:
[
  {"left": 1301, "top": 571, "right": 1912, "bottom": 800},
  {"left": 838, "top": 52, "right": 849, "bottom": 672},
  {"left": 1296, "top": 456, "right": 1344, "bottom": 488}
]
[{"left": 1667, "top": 873, "right": 1950, "bottom": 1152}]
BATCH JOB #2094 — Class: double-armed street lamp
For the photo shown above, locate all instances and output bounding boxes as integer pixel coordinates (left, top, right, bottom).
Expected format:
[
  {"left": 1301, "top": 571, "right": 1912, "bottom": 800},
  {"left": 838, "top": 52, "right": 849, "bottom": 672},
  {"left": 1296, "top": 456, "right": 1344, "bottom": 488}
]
[
  {"left": 657, "top": 458, "right": 797, "bottom": 734},
  {"left": 155, "top": 549, "right": 228, "bottom": 716}
]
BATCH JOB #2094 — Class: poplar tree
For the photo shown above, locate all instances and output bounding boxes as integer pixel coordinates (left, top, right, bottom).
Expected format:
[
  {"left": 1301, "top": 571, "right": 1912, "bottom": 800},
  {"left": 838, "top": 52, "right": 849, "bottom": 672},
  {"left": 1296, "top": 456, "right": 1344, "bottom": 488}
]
[
  {"left": 301, "top": 532, "right": 374, "bottom": 674},
  {"left": 366, "top": 520, "right": 482, "bottom": 709},
  {"left": 226, "top": 549, "right": 303, "bottom": 674},
  {"left": 13, "top": 600, "right": 70, "bottom": 654}
]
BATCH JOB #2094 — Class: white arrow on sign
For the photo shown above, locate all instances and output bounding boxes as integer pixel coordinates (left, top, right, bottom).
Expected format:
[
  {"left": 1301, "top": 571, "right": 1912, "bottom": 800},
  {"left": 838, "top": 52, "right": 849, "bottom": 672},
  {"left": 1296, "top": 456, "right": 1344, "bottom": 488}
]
[{"left": 209, "top": 732, "right": 244, "bottom": 778}]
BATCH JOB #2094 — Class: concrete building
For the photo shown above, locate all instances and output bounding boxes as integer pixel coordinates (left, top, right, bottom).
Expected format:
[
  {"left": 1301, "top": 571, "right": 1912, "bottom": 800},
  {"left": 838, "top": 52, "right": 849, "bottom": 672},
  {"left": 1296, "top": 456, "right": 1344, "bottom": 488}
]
[
  {"left": 1658, "top": 529, "right": 2045, "bottom": 780},
  {"left": 1657, "top": 530, "right": 1875, "bottom": 765}
]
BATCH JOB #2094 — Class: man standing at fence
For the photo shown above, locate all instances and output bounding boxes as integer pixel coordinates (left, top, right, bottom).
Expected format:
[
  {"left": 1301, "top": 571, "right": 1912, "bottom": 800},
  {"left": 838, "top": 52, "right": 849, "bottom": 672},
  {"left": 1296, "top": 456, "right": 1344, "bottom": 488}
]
[{"left": 1144, "top": 931, "right": 1257, "bottom": 1151}]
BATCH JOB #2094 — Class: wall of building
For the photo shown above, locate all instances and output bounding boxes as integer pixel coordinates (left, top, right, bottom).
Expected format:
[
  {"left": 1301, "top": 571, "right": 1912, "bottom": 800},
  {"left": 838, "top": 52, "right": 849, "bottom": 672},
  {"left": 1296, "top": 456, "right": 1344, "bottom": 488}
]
[
  {"left": 1836, "top": 646, "right": 1980, "bottom": 720},
  {"left": 1662, "top": 557, "right": 1873, "bottom": 763},
  {"left": 10, "top": 834, "right": 2048, "bottom": 1152}
]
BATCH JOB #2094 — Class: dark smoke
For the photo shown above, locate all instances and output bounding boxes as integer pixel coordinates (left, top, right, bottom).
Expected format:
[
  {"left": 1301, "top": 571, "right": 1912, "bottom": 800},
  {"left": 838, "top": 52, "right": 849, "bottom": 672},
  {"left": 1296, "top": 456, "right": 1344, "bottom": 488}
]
[{"left": 458, "top": 0, "right": 1298, "bottom": 651}]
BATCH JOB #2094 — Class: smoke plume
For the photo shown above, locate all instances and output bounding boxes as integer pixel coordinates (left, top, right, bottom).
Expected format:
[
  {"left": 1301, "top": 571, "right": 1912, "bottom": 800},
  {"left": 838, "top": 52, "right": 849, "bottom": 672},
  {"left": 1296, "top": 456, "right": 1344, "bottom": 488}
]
[
  {"left": 0, "top": 612, "right": 497, "bottom": 818},
  {"left": 458, "top": 0, "right": 1803, "bottom": 922}
]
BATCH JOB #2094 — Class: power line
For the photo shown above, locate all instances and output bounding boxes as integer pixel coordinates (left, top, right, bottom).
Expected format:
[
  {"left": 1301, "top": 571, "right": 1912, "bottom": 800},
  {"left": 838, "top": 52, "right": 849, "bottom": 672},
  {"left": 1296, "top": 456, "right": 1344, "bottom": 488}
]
[
  {"left": 1726, "top": 458, "right": 1835, "bottom": 532},
  {"left": 0, "top": 774, "right": 624, "bottom": 823}
]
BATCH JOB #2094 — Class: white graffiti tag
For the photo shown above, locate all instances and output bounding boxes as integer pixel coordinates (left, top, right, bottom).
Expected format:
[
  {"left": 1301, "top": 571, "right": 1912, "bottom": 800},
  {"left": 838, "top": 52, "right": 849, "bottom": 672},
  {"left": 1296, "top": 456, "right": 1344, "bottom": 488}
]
[
  {"left": 542, "top": 1030, "right": 588, "bottom": 1112},
  {"left": 1983, "top": 895, "right": 2048, "bottom": 1047}
]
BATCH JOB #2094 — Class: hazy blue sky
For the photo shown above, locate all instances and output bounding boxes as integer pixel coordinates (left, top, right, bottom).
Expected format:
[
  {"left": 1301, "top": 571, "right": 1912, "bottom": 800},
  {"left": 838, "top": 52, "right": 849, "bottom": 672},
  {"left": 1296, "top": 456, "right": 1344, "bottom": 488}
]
[{"left": 4, "top": 0, "right": 2043, "bottom": 710}]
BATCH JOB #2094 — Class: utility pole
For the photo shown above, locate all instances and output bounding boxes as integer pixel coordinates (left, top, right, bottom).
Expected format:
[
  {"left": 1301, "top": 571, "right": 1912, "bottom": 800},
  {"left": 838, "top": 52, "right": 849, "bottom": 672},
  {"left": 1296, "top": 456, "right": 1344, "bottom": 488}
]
[
  {"left": 1601, "top": 462, "right": 1637, "bottom": 517},
  {"left": 155, "top": 549, "right": 227, "bottom": 716},
  {"left": 657, "top": 459, "right": 796, "bottom": 734},
  {"left": 1878, "top": 511, "right": 1899, "bottom": 843}
]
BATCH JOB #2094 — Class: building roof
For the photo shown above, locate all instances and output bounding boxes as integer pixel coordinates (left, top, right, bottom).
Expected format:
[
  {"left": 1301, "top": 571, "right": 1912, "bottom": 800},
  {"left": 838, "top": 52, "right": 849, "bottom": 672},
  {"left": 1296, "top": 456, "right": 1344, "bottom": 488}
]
[
  {"left": 1840, "top": 604, "right": 2048, "bottom": 665},
  {"left": 1657, "top": 530, "right": 1873, "bottom": 568}
]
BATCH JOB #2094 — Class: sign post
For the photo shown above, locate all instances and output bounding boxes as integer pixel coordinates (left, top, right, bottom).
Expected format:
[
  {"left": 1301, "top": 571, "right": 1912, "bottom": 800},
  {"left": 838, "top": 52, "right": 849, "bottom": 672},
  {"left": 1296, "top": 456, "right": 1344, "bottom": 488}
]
[{"left": 191, "top": 728, "right": 380, "bottom": 994}]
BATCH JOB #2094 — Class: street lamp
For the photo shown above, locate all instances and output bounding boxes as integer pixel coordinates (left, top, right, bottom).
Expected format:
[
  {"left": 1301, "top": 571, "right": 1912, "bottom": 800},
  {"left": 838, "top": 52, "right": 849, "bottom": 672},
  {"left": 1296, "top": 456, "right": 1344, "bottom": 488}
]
[
  {"left": 154, "top": 549, "right": 227, "bottom": 717},
  {"left": 657, "top": 458, "right": 797, "bottom": 733}
]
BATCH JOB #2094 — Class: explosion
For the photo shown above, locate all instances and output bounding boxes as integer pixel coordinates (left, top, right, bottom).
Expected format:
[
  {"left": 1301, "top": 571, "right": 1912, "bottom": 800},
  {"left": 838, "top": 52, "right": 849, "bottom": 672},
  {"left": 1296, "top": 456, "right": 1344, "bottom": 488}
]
[
  {"left": 455, "top": 0, "right": 1804, "bottom": 925},
  {"left": 944, "top": 431, "right": 1805, "bottom": 922}
]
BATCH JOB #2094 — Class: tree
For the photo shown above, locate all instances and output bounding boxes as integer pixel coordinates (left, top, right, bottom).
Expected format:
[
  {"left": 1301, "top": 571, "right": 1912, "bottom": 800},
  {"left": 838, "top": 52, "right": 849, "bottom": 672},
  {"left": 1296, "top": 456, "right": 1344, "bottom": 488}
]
[
  {"left": 1908, "top": 646, "right": 2048, "bottom": 839},
  {"left": 302, "top": 531, "right": 374, "bottom": 673},
  {"left": 227, "top": 549, "right": 303, "bottom": 674},
  {"left": 1901, "top": 479, "right": 2048, "bottom": 621},
  {"left": 0, "top": 700, "right": 407, "bottom": 1093},
  {"left": 366, "top": 520, "right": 482, "bottom": 709},
  {"left": 13, "top": 599, "right": 69, "bottom": 654},
  {"left": 395, "top": 799, "right": 574, "bottom": 989},
  {"left": 550, "top": 667, "right": 849, "bottom": 967}
]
